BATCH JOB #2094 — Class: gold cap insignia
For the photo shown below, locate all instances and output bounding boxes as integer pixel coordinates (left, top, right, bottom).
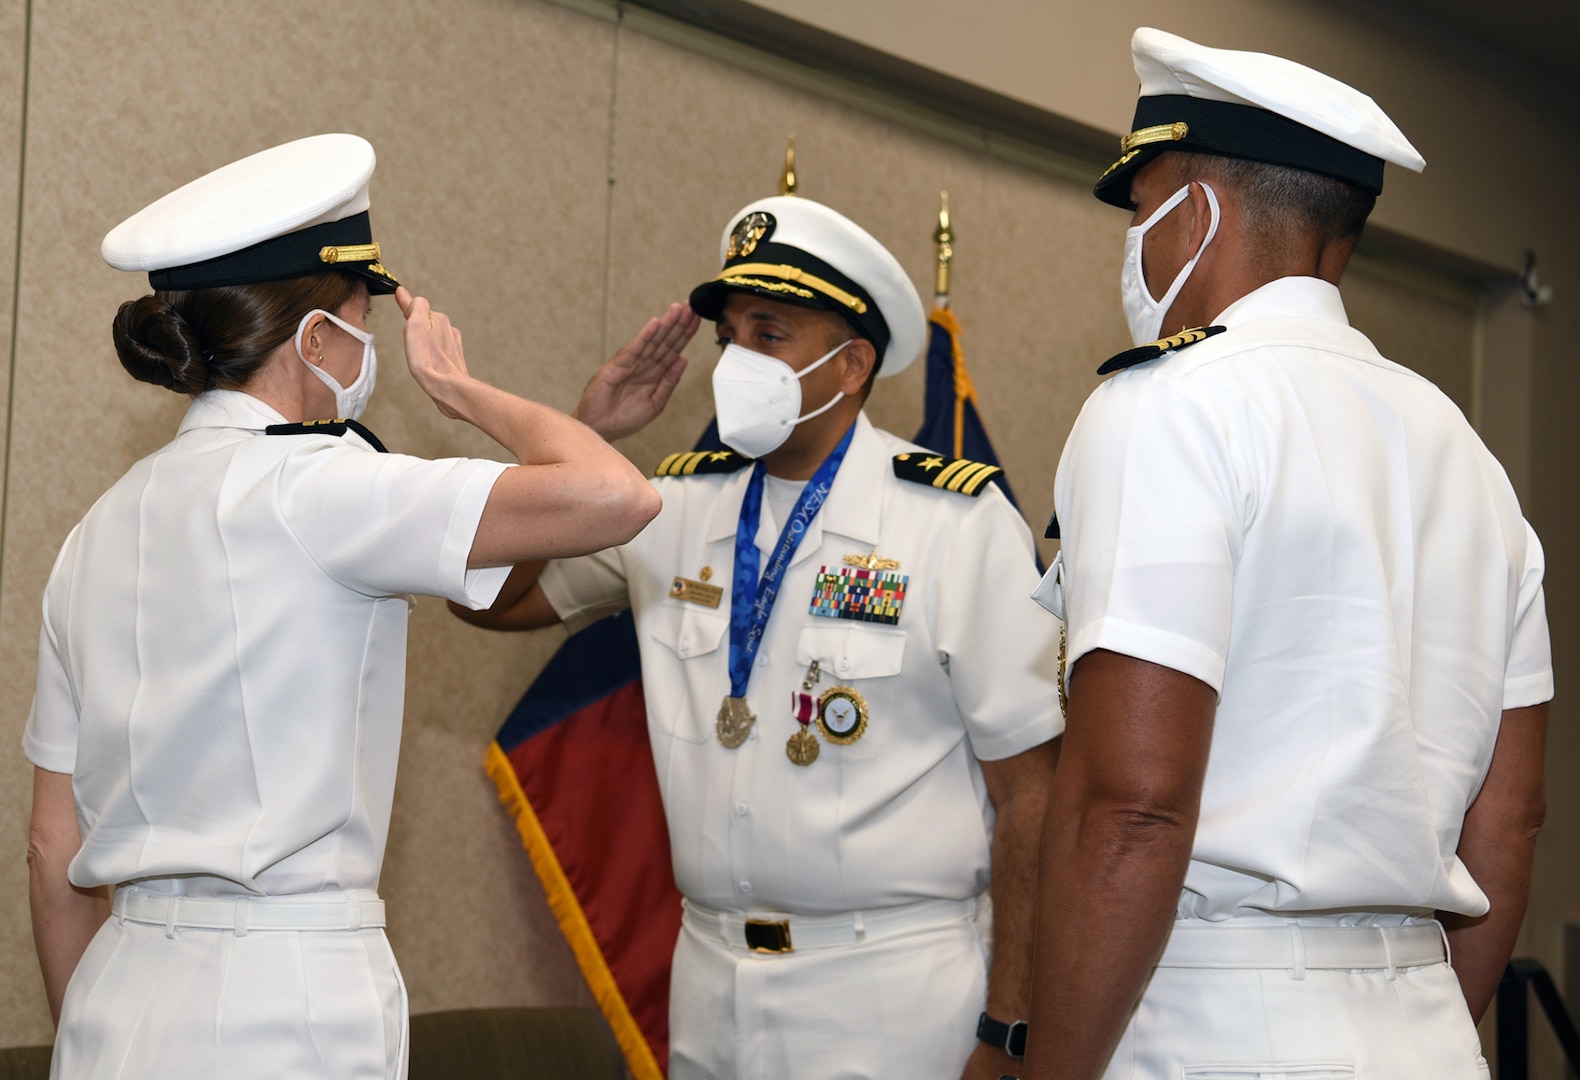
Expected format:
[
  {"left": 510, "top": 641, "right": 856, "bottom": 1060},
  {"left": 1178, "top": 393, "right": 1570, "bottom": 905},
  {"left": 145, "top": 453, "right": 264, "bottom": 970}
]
[{"left": 726, "top": 211, "right": 774, "bottom": 260}]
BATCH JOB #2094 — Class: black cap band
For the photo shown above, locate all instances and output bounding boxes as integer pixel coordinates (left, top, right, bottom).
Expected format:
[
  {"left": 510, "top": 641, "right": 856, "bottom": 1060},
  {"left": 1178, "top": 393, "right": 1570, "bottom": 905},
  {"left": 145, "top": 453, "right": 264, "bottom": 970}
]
[
  {"left": 1094, "top": 95, "right": 1386, "bottom": 209},
  {"left": 148, "top": 211, "right": 399, "bottom": 294},
  {"left": 689, "top": 238, "right": 891, "bottom": 364}
]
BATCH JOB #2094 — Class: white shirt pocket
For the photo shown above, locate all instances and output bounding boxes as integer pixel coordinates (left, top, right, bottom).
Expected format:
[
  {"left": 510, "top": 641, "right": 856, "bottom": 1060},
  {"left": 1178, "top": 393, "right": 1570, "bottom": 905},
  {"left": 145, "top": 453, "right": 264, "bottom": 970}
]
[
  {"left": 794, "top": 622, "right": 907, "bottom": 762},
  {"left": 648, "top": 603, "right": 730, "bottom": 743}
]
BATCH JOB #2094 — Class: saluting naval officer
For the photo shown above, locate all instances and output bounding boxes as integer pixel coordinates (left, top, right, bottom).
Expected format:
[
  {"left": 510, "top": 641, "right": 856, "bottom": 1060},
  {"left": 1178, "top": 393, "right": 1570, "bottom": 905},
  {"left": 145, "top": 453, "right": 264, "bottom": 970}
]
[
  {"left": 23, "top": 134, "right": 667, "bottom": 1079},
  {"left": 1020, "top": 29, "right": 1552, "bottom": 1080},
  {"left": 454, "top": 195, "right": 1062, "bottom": 1079}
]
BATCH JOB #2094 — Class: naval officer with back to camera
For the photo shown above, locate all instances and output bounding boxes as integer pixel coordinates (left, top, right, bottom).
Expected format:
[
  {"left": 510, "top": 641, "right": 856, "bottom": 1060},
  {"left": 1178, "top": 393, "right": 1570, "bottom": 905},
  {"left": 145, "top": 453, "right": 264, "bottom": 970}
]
[{"left": 23, "top": 132, "right": 677, "bottom": 1079}]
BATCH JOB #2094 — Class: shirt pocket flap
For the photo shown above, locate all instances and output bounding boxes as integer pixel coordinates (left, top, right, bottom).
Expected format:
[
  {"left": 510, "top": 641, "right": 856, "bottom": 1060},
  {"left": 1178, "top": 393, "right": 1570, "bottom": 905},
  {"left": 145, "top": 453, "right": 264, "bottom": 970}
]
[
  {"left": 794, "top": 622, "right": 907, "bottom": 680},
  {"left": 650, "top": 603, "right": 729, "bottom": 660}
]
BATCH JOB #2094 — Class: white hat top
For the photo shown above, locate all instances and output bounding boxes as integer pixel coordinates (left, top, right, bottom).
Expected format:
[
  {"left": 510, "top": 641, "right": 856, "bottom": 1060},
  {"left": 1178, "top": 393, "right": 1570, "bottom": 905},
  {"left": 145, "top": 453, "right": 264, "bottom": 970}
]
[
  {"left": 1132, "top": 28, "right": 1424, "bottom": 172},
  {"left": 103, "top": 134, "right": 374, "bottom": 271},
  {"left": 691, "top": 195, "right": 926, "bottom": 379}
]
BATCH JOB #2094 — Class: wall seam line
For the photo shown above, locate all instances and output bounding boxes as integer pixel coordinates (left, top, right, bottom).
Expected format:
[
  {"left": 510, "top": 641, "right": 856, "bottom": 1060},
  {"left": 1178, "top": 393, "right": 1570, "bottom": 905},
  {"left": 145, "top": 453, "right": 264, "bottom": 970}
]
[
  {"left": 597, "top": 5, "right": 624, "bottom": 366},
  {"left": 1, "top": 0, "right": 35, "bottom": 614}
]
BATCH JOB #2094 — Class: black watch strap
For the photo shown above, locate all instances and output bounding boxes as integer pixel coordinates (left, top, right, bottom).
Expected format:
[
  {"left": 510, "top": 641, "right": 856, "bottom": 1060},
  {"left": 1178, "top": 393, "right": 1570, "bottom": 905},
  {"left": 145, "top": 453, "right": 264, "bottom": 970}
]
[{"left": 976, "top": 1011, "right": 1028, "bottom": 1058}]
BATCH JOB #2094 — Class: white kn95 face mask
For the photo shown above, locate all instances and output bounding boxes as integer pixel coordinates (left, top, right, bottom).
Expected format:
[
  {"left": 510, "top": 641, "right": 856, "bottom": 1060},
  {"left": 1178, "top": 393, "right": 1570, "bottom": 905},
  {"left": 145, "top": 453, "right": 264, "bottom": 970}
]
[
  {"left": 711, "top": 339, "right": 851, "bottom": 459},
  {"left": 294, "top": 308, "right": 378, "bottom": 421},
  {"left": 1120, "top": 181, "right": 1220, "bottom": 347}
]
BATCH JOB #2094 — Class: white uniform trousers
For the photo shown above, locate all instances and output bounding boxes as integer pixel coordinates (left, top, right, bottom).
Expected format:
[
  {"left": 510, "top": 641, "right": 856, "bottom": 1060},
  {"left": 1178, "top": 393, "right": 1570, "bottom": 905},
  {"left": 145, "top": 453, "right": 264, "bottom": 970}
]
[
  {"left": 669, "top": 895, "right": 988, "bottom": 1080},
  {"left": 52, "top": 888, "right": 407, "bottom": 1080},
  {"left": 1104, "top": 918, "right": 1489, "bottom": 1080}
]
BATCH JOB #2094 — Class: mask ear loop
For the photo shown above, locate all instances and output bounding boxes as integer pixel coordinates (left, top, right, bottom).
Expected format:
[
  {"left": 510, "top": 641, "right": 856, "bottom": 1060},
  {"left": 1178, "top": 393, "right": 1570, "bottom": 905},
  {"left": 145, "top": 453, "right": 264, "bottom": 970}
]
[
  {"left": 1147, "top": 182, "right": 1222, "bottom": 314},
  {"left": 789, "top": 340, "right": 853, "bottom": 426}
]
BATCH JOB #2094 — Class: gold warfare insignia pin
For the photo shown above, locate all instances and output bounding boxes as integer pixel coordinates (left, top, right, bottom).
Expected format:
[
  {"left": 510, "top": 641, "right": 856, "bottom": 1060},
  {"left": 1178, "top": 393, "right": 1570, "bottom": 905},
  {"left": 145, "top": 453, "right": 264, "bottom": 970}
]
[
  {"left": 671, "top": 576, "right": 724, "bottom": 608},
  {"left": 726, "top": 211, "right": 774, "bottom": 260},
  {"left": 842, "top": 551, "right": 902, "bottom": 571}
]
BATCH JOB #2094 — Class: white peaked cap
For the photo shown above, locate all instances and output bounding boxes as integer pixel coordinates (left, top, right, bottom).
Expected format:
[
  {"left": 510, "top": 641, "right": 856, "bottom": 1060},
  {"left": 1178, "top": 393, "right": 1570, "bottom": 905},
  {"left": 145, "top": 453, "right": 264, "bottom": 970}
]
[
  {"left": 102, "top": 133, "right": 398, "bottom": 293},
  {"left": 1095, "top": 28, "right": 1424, "bottom": 208},
  {"left": 689, "top": 195, "right": 926, "bottom": 378}
]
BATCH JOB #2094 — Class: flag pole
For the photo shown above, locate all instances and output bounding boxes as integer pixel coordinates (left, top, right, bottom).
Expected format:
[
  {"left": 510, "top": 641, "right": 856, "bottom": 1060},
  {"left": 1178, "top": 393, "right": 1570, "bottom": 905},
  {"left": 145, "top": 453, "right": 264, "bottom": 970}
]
[
  {"left": 933, "top": 190, "right": 952, "bottom": 310},
  {"left": 779, "top": 135, "right": 797, "bottom": 196}
]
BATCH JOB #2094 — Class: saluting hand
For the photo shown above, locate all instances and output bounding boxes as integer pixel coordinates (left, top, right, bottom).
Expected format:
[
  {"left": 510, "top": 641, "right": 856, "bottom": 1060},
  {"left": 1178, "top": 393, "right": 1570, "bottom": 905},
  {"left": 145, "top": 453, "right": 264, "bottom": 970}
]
[
  {"left": 574, "top": 302, "right": 700, "bottom": 441},
  {"left": 396, "top": 286, "right": 471, "bottom": 421}
]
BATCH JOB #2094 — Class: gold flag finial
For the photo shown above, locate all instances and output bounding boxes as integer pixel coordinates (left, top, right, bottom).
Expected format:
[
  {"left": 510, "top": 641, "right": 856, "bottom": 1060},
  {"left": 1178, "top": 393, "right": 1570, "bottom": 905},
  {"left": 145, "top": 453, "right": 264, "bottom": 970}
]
[
  {"left": 933, "top": 190, "right": 953, "bottom": 306},
  {"left": 779, "top": 135, "right": 798, "bottom": 196}
]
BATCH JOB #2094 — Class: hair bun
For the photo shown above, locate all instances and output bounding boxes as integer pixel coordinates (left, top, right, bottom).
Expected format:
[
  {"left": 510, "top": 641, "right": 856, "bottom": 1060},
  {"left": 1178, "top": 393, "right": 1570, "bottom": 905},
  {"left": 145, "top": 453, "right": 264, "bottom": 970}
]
[{"left": 112, "top": 295, "right": 210, "bottom": 395}]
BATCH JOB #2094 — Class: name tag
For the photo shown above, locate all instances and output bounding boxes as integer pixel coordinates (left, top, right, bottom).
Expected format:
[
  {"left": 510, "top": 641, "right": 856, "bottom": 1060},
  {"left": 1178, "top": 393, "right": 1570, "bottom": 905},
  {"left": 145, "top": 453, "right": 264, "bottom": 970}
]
[{"left": 671, "top": 576, "right": 723, "bottom": 608}]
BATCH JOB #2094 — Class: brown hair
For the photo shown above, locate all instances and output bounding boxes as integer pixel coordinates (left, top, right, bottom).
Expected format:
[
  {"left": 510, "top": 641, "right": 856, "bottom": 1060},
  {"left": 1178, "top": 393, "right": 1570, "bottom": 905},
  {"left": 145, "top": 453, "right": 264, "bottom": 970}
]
[{"left": 112, "top": 271, "right": 361, "bottom": 396}]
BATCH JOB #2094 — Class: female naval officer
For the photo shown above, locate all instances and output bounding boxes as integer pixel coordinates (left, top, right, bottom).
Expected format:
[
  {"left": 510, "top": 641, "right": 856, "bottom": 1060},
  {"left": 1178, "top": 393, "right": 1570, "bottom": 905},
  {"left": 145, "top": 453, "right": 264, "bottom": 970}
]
[{"left": 22, "top": 133, "right": 685, "bottom": 1078}]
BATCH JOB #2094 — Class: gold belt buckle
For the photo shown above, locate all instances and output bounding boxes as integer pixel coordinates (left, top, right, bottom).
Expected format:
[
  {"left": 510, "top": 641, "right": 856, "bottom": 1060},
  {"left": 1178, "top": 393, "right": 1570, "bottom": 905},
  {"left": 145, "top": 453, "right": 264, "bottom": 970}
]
[{"left": 744, "top": 918, "right": 793, "bottom": 954}]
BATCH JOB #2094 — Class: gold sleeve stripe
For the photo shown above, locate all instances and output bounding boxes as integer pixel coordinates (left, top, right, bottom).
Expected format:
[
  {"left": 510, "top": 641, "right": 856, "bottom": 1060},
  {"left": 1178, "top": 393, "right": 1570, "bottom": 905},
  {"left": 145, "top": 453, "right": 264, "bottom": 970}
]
[
  {"left": 931, "top": 458, "right": 978, "bottom": 491},
  {"left": 1119, "top": 121, "right": 1189, "bottom": 154},
  {"left": 319, "top": 242, "right": 382, "bottom": 264},
  {"left": 655, "top": 451, "right": 692, "bottom": 476},
  {"left": 950, "top": 461, "right": 1002, "bottom": 494},
  {"left": 717, "top": 263, "right": 869, "bottom": 315}
]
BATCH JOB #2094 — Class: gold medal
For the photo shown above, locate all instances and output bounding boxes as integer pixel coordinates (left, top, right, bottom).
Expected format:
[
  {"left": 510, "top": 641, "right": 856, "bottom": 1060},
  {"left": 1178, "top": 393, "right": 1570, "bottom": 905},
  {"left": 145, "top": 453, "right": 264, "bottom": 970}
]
[
  {"left": 786, "top": 726, "right": 820, "bottom": 766},
  {"left": 816, "top": 687, "right": 868, "bottom": 745},
  {"left": 716, "top": 695, "right": 756, "bottom": 748}
]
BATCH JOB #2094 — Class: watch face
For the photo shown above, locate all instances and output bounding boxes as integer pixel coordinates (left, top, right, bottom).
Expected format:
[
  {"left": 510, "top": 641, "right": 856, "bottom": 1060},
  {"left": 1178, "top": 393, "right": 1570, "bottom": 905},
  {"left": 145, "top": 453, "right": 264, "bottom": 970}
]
[{"left": 816, "top": 686, "right": 868, "bottom": 745}]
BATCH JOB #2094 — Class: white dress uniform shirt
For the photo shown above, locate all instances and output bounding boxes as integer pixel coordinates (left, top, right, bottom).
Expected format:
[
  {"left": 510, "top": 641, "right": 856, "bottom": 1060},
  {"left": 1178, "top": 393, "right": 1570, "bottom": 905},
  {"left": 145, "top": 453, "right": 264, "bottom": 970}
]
[
  {"left": 23, "top": 389, "right": 510, "bottom": 896},
  {"left": 1052, "top": 275, "right": 1553, "bottom": 922},
  {"left": 540, "top": 412, "right": 1060, "bottom": 915}
]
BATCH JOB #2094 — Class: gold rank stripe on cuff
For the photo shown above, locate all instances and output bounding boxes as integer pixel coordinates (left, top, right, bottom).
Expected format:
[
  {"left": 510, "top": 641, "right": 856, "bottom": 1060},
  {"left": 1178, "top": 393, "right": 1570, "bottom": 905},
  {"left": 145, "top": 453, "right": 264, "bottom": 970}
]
[
  {"left": 891, "top": 452, "right": 1003, "bottom": 496},
  {"left": 714, "top": 263, "right": 870, "bottom": 316},
  {"left": 653, "top": 449, "right": 752, "bottom": 477}
]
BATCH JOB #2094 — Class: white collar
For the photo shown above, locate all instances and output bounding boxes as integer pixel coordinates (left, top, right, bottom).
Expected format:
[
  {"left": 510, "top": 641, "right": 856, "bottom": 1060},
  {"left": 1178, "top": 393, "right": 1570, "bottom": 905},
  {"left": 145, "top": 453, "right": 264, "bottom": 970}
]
[
  {"left": 1213, "top": 276, "right": 1350, "bottom": 330},
  {"left": 177, "top": 389, "right": 290, "bottom": 435},
  {"left": 704, "top": 411, "right": 883, "bottom": 555}
]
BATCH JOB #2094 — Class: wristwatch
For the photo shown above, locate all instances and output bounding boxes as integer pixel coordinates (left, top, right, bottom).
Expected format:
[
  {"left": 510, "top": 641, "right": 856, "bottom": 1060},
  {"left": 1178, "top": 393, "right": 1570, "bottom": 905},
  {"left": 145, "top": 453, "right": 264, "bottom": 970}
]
[{"left": 976, "top": 1011, "right": 1028, "bottom": 1059}]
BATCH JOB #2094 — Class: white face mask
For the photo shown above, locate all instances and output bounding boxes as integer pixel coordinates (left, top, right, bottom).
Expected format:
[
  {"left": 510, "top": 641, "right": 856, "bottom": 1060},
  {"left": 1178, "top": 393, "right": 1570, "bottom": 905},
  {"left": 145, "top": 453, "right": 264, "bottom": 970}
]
[
  {"left": 294, "top": 308, "right": 377, "bottom": 421},
  {"left": 711, "top": 339, "right": 851, "bottom": 459},
  {"left": 1120, "top": 181, "right": 1221, "bottom": 347}
]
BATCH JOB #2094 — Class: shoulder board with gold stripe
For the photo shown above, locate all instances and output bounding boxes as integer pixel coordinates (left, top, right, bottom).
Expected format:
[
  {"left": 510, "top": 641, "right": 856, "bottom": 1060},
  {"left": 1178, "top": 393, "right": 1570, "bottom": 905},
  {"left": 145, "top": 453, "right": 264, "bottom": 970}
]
[
  {"left": 265, "top": 418, "right": 387, "bottom": 453},
  {"left": 1097, "top": 324, "right": 1227, "bottom": 375},
  {"left": 653, "top": 449, "right": 752, "bottom": 478},
  {"left": 891, "top": 452, "right": 1003, "bottom": 497}
]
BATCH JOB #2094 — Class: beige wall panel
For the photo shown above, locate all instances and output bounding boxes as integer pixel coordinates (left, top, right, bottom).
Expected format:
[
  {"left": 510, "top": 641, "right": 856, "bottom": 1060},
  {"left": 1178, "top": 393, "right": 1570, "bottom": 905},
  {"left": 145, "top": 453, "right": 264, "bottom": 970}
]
[
  {"left": 0, "top": 0, "right": 27, "bottom": 1044},
  {"left": 733, "top": 0, "right": 1571, "bottom": 275},
  {"left": 0, "top": 0, "right": 21, "bottom": 511},
  {"left": 0, "top": 0, "right": 617, "bottom": 1046},
  {"left": 601, "top": 27, "right": 1133, "bottom": 564}
]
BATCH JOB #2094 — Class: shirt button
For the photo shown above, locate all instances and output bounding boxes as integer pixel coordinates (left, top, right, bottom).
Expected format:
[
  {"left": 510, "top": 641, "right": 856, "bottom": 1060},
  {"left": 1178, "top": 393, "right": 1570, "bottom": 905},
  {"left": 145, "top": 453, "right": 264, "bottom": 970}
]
[
  {"left": 837, "top": 658, "right": 851, "bottom": 674},
  {"left": 735, "top": 803, "right": 749, "bottom": 817},
  {"left": 739, "top": 881, "right": 753, "bottom": 895},
  {"left": 679, "top": 636, "right": 691, "bottom": 652},
  {"left": 748, "top": 727, "right": 758, "bottom": 740},
  {"left": 758, "top": 654, "right": 769, "bottom": 667}
]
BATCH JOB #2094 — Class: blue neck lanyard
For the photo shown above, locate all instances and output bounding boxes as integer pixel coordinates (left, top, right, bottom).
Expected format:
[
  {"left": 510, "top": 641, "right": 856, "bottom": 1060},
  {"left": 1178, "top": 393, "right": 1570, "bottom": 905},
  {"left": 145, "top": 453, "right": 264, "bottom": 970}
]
[{"left": 727, "top": 423, "right": 856, "bottom": 699}]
